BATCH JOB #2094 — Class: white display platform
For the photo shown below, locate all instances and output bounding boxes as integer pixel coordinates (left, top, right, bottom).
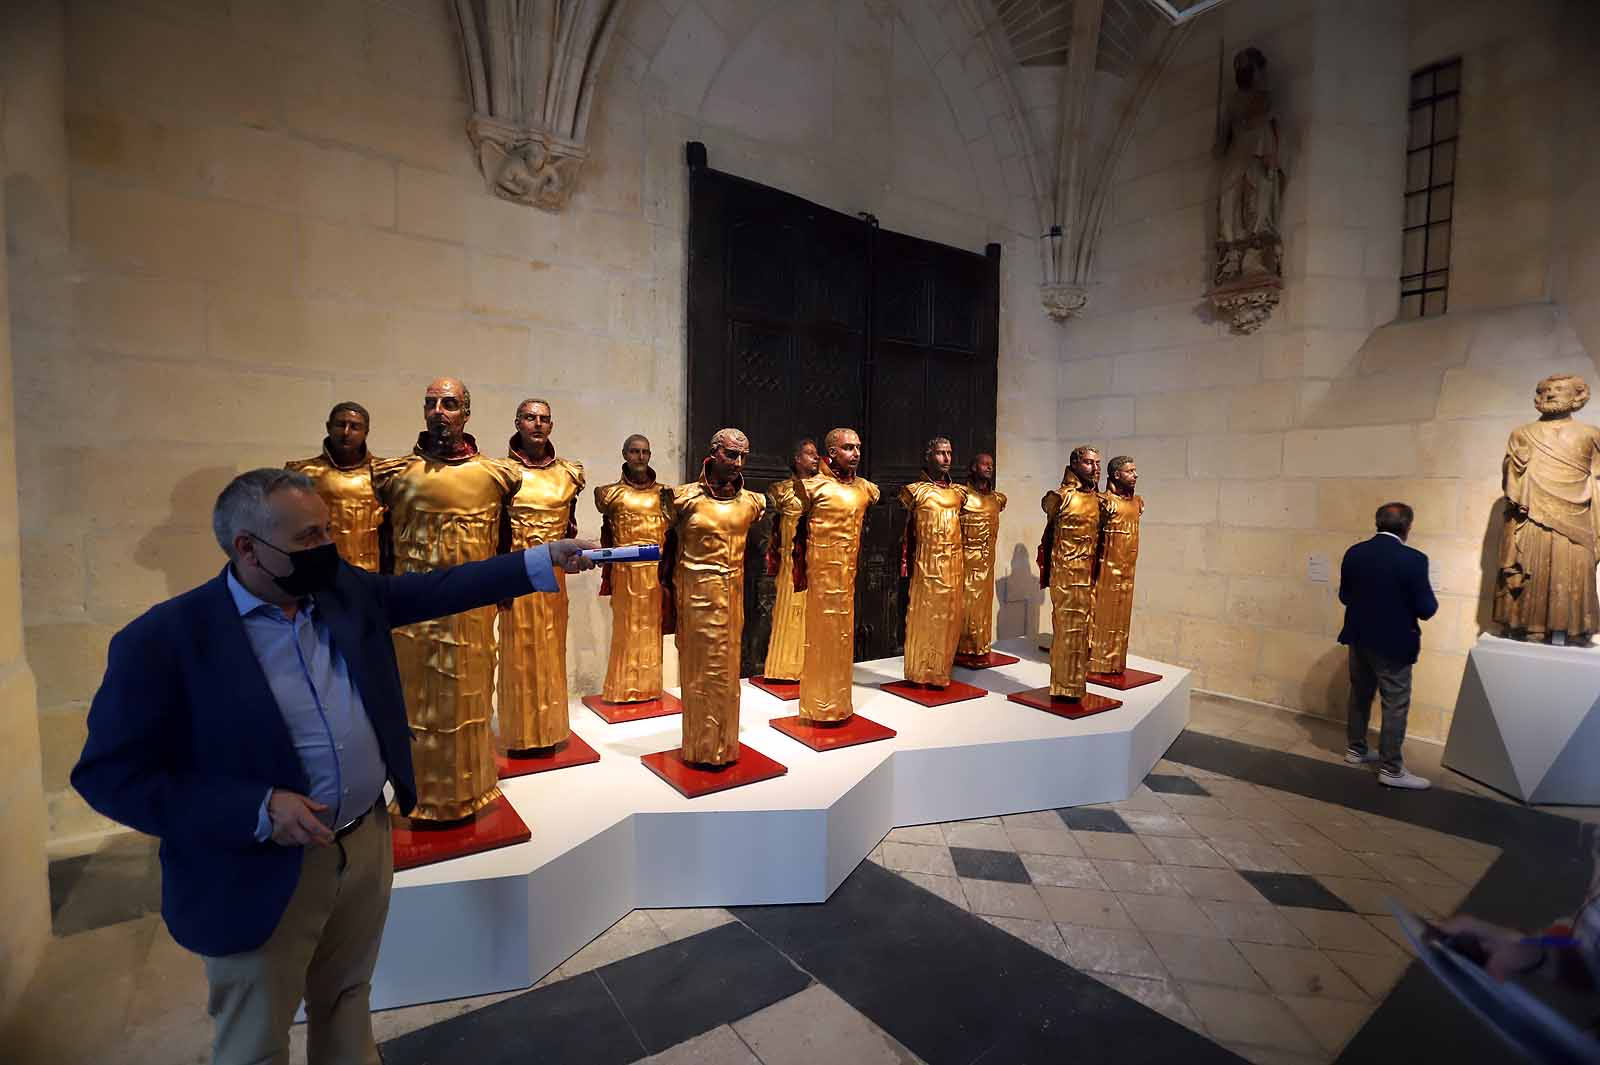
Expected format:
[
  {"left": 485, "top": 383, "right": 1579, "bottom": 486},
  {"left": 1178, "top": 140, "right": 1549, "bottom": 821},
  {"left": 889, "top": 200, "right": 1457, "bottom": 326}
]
[
  {"left": 371, "top": 637, "right": 1189, "bottom": 1009},
  {"left": 1443, "top": 633, "right": 1600, "bottom": 805}
]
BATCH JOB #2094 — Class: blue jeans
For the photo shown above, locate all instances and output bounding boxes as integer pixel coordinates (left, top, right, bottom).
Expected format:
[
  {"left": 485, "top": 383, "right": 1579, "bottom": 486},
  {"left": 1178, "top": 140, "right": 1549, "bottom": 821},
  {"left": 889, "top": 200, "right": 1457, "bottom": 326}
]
[{"left": 1346, "top": 646, "right": 1411, "bottom": 775}]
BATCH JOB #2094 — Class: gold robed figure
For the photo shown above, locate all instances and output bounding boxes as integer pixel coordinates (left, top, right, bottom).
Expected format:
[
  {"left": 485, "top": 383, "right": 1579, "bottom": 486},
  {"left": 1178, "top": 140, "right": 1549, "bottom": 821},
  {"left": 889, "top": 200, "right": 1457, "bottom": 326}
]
[
  {"left": 957, "top": 465, "right": 1007, "bottom": 658},
  {"left": 899, "top": 472, "right": 968, "bottom": 687},
  {"left": 796, "top": 430, "right": 880, "bottom": 722},
  {"left": 286, "top": 445, "right": 386, "bottom": 574},
  {"left": 762, "top": 477, "right": 808, "bottom": 681},
  {"left": 594, "top": 472, "right": 668, "bottom": 702},
  {"left": 1495, "top": 374, "right": 1600, "bottom": 642},
  {"left": 1088, "top": 470, "right": 1144, "bottom": 675},
  {"left": 499, "top": 435, "right": 585, "bottom": 750},
  {"left": 1039, "top": 447, "right": 1104, "bottom": 699},
  {"left": 666, "top": 465, "right": 764, "bottom": 766},
  {"left": 373, "top": 434, "right": 520, "bottom": 821}
]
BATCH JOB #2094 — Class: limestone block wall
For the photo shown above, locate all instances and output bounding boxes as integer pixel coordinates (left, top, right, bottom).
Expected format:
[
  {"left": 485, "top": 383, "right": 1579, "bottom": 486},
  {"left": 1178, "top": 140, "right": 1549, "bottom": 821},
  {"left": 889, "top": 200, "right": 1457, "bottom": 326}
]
[
  {"left": 16, "top": 0, "right": 1055, "bottom": 846},
  {"left": 0, "top": 0, "right": 62, "bottom": 1023},
  {"left": 1058, "top": 0, "right": 1600, "bottom": 742}
]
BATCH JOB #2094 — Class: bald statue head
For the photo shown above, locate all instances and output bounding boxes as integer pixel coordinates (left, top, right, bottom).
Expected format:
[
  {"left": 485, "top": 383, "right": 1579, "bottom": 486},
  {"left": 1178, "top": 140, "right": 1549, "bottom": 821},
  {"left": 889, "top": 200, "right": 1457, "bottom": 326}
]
[
  {"left": 825, "top": 427, "right": 862, "bottom": 477},
  {"left": 423, "top": 377, "right": 470, "bottom": 450},
  {"left": 706, "top": 427, "right": 749, "bottom": 484}
]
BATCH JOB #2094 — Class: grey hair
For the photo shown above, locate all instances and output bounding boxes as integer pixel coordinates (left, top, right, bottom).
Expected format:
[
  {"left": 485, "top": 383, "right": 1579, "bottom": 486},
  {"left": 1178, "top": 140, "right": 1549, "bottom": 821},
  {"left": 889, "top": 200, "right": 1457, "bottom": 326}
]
[{"left": 212, "top": 468, "right": 316, "bottom": 557}]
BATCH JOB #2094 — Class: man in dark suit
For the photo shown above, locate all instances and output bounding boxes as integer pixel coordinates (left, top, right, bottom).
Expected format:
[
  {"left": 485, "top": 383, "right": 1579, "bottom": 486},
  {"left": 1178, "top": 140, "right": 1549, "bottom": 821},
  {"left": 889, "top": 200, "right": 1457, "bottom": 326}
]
[
  {"left": 1337, "top": 501, "right": 1439, "bottom": 790},
  {"left": 72, "top": 468, "right": 595, "bottom": 1064}
]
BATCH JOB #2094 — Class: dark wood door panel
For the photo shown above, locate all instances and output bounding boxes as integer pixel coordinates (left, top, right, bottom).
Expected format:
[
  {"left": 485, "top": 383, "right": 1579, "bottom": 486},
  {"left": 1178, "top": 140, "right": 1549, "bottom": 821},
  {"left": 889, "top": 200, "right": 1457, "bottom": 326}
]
[{"left": 687, "top": 143, "right": 998, "bottom": 673}]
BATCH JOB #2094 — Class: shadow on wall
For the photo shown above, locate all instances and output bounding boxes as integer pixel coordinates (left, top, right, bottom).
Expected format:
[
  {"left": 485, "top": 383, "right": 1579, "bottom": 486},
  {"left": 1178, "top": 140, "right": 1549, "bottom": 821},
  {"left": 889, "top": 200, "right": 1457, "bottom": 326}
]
[
  {"left": 132, "top": 466, "right": 237, "bottom": 602},
  {"left": 1476, "top": 499, "right": 1505, "bottom": 638}
]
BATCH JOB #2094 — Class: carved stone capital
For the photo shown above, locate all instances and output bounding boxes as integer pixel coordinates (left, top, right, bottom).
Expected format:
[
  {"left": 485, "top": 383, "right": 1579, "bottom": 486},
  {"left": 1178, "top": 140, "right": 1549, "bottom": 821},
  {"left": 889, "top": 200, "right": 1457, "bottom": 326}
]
[
  {"left": 453, "top": 0, "right": 625, "bottom": 213},
  {"left": 1041, "top": 283, "right": 1089, "bottom": 321},
  {"left": 467, "top": 116, "right": 589, "bottom": 212},
  {"left": 1208, "top": 276, "right": 1283, "bottom": 335}
]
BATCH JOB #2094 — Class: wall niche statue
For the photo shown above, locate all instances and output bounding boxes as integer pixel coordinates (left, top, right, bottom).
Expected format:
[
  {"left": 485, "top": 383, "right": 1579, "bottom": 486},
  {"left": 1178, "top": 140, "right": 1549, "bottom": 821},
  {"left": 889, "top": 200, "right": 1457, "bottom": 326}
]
[
  {"left": 1495, "top": 374, "right": 1600, "bottom": 645},
  {"left": 1209, "top": 46, "right": 1286, "bottom": 335}
]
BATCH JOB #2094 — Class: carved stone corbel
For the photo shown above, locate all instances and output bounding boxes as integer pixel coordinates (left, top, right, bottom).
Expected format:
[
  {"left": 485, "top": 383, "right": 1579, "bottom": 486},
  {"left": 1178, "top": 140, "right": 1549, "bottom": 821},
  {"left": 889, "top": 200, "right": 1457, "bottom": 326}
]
[
  {"left": 453, "top": 0, "right": 627, "bottom": 212},
  {"left": 1040, "top": 283, "right": 1090, "bottom": 322}
]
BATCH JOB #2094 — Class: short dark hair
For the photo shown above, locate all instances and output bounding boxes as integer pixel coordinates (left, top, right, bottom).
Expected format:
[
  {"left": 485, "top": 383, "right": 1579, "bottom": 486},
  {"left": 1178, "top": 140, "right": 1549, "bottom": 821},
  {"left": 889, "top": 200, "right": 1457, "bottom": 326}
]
[
  {"left": 792, "top": 437, "right": 816, "bottom": 456},
  {"left": 622, "top": 433, "right": 650, "bottom": 450},
  {"left": 1375, "top": 502, "right": 1414, "bottom": 535},
  {"left": 327, "top": 401, "right": 370, "bottom": 426},
  {"left": 1107, "top": 455, "right": 1134, "bottom": 478},
  {"left": 1069, "top": 444, "right": 1099, "bottom": 465}
]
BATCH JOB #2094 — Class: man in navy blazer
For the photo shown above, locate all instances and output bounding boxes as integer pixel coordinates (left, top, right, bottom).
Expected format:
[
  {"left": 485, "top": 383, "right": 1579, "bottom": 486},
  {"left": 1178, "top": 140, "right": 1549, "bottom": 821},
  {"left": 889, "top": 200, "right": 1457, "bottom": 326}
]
[
  {"left": 73, "top": 468, "right": 595, "bottom": 1064},
  {"left": 1337, "top": 502, "right": 1439, "bottom": 789}
]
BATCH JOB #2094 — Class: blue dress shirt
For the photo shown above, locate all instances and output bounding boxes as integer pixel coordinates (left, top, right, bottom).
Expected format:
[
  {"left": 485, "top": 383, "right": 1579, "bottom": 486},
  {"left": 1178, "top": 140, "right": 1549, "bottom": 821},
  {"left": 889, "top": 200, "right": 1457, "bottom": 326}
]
[{"left": 235, "top": 545, "right": 560, "bottom": 842}]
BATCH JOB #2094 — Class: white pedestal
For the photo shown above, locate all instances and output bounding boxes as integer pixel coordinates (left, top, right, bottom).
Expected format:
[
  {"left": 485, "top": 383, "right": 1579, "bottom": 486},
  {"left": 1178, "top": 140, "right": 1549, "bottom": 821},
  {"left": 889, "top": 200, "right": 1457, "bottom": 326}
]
[
  {"left": 1443, "top": 633, "right": 1600, "bottom": 805},
  {"left": 368, "top": 637, "right": 1189, "bottom": 1009}
]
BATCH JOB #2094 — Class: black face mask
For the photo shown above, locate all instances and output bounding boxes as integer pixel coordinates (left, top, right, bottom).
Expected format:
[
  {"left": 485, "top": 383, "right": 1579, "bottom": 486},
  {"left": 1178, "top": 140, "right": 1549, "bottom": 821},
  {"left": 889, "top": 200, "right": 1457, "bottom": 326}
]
[{"left": 249, "top": 536, "right": 341, "bottom": 596}]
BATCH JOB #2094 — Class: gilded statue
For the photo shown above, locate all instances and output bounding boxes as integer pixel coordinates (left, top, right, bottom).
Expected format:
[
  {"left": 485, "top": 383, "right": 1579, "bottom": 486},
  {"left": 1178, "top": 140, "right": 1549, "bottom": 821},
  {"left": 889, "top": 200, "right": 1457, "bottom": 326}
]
[
  {"left": 1088, "top": 456, "right": 1145, "bottom": 675},
  {"left": 593, "top": 434, "right": 667, "bottom": 703},
  {"left": 899, "top": 437, "right": 968, "bottom": 687},
  {"left": 662, "top": 430, "right": 765, "bottom": 765},
  {"left": 795, "top": 428, "right": 880, "bottom": 722},
  {"left": 956, "top": 452, "right": 1008, "bottom": 662},
  {"left": 1038, "top": 446, "right": 1104, "bottom": 700},
  {"left": 1211, "top": 46, "right": 1286, "bottom": 334},
  {"left": 371, "top": 378, "right": 521, "bottom": 821},
  {"left": 762, "top": 438, "right": 821, "bottom": 683},
  {"left": 499, "top": 398, "right": 585, "bottom": 752},
  {"left": 1495, "top": 374, "right": 1600, "bottom": 643},
  {"left": 285, "top": 401, "right": 386, "bottom": 573}
]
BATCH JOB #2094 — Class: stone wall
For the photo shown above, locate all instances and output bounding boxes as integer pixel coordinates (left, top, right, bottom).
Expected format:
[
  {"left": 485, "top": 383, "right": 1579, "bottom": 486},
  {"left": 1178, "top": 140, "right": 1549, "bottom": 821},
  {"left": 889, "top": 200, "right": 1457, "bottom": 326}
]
[
  {"left": 1059, "top": 0, "right": 1600, "bottom": 743},
  {"left": 17, "top": 0, "right": 1057, "bottom": 847},
  {"left": 0, "top": 0, "right": 61, "bottom": 1024}
]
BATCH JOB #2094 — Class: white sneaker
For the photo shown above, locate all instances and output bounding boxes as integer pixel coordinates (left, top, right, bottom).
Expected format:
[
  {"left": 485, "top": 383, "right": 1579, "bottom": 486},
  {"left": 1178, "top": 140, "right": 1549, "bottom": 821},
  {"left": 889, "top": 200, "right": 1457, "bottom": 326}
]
[
  {"left": 1344, "top": 748, "right": 1379, "bottom": 766},
  {"left": 1378, "top": 768, "right": 1431, "bottom": 790}
]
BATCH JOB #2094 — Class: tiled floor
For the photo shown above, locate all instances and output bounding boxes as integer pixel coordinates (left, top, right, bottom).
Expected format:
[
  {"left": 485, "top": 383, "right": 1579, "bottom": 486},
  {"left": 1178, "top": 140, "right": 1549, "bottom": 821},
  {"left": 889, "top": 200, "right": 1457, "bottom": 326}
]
[{"left": 6, "top": 693, "right": 1589, "bottom": 1065}]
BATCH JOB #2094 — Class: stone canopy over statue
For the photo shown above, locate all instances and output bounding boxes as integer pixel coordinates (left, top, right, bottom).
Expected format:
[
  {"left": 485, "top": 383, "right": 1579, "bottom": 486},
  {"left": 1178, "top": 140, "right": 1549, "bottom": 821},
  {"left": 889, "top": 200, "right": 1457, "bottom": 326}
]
[
  {"left": 1210, "top": 46, "right": 1286, "bottom": 335},
  {"left": 1495, "top": 374, "right": 1600, "bottom": 644}
]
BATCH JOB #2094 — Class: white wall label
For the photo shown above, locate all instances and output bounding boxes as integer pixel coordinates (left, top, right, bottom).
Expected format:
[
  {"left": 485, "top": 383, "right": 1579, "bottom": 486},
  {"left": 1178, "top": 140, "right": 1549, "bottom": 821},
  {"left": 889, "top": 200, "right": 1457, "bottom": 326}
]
[{"left": 1307, "top": 554, "right": 1331, "bottom": 583}]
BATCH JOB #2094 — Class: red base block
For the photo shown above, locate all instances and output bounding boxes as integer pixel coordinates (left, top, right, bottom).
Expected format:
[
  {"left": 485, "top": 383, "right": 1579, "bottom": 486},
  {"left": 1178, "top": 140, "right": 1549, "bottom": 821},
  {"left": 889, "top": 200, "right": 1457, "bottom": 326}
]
[
  {"left": 1086, "top": 668, "right": 1164, "bottom": 690},
  {"left": 582, "top": 691, "right": 683, "bottom": 724},
  {"left": 496, "top": 733, "right": 602, "bottom": 779},
  {"left": 880, "top": 679, "right": 989, "bottom": 706},
  {"left": 1007, "top": 687, "right": 1123, "bottom": 719},
  {"left": 749, "top": 675, "right": 802, "bottom": 701},
  {"left": 391, "top": 795, "right": 531, "bottom": 872},
  {"left": 954, "top": 651, "right": 1021, "bottom": 670},
  {"left": 770, "top": 713, "right": 896, "bottom": 751},
  {"left": 641, "top": 744, "right": 788, "bottom": 798}
]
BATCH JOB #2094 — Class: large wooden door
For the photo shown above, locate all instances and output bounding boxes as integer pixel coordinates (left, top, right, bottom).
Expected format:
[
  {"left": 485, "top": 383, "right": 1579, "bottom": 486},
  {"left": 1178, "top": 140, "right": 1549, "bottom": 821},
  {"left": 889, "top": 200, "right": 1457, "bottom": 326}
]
[{"left": 686, "top": 142, "right": 999, "bottom": 673}]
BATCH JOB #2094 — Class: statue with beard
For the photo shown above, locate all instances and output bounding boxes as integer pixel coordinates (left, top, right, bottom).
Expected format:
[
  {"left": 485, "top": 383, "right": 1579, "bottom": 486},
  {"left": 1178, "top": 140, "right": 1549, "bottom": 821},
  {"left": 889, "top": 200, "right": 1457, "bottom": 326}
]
[
  {"left": 1496, "top": 374, "right": 1600, "bottom": 643},
  {"left": 592, "top": 434, "right": 668, "bottom": 703},
  {"left": 371, "top": 378, "right": 521, "bottom": 821},
  {"left": 898, "top": 437, "right": 968, "bottom": 688},
  {"left": 285, "top": 401, "right": 386, "bottom": 573}
]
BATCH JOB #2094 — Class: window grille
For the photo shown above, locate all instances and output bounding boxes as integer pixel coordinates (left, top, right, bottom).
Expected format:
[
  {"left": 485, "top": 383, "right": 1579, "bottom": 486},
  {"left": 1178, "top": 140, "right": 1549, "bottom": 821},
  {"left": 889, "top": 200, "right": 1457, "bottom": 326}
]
[{"left": 1400, "top": 58, "right": 1460, "bottom": 319}]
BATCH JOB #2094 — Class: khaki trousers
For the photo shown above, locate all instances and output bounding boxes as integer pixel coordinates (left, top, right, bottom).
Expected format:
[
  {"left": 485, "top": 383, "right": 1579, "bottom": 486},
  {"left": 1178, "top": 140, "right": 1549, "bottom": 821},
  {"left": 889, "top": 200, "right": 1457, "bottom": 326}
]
[{"left": 203, "top": 807, "right": 392, "bottom": 1065}]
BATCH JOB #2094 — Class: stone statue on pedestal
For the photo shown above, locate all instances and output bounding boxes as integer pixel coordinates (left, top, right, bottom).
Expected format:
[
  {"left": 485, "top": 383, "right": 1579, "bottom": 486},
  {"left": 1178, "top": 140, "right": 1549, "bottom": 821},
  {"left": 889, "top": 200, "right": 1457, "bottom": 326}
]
[
  {"left": 1038, "top": 446, "right": 1104, "bottom": 701},
  {"left": 286, "top": 402, "right": 387, "bottom": 574},
  {"left": 372, "top": 378, "right": 520, "bottom": 821},
  {"left": 794, "top": 429, "right": 880, "bottom": 723},
  {"left": 762, "top": 438, "right": 821, "bottom": 683},
  {"left": 1495, "top": 374, "right": 1600, "bottom": 644},
  {"left": 1088, "top": 456, "right": 1145, "bottom": 675},
  {"left": 899, "top": 437, "right": 968, "bottom": 688},
  {"left": 593, "top": 434, "right": 667, "bottom": 703},
  {"left": 662, "top": 429, "right": 765, "bottom": 765},
  {"left": 956, "top": 453, "right": 1008, "bottom": 664},
  {"left": 499, "top": 399, "right": 585, "bottom": 753}
]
